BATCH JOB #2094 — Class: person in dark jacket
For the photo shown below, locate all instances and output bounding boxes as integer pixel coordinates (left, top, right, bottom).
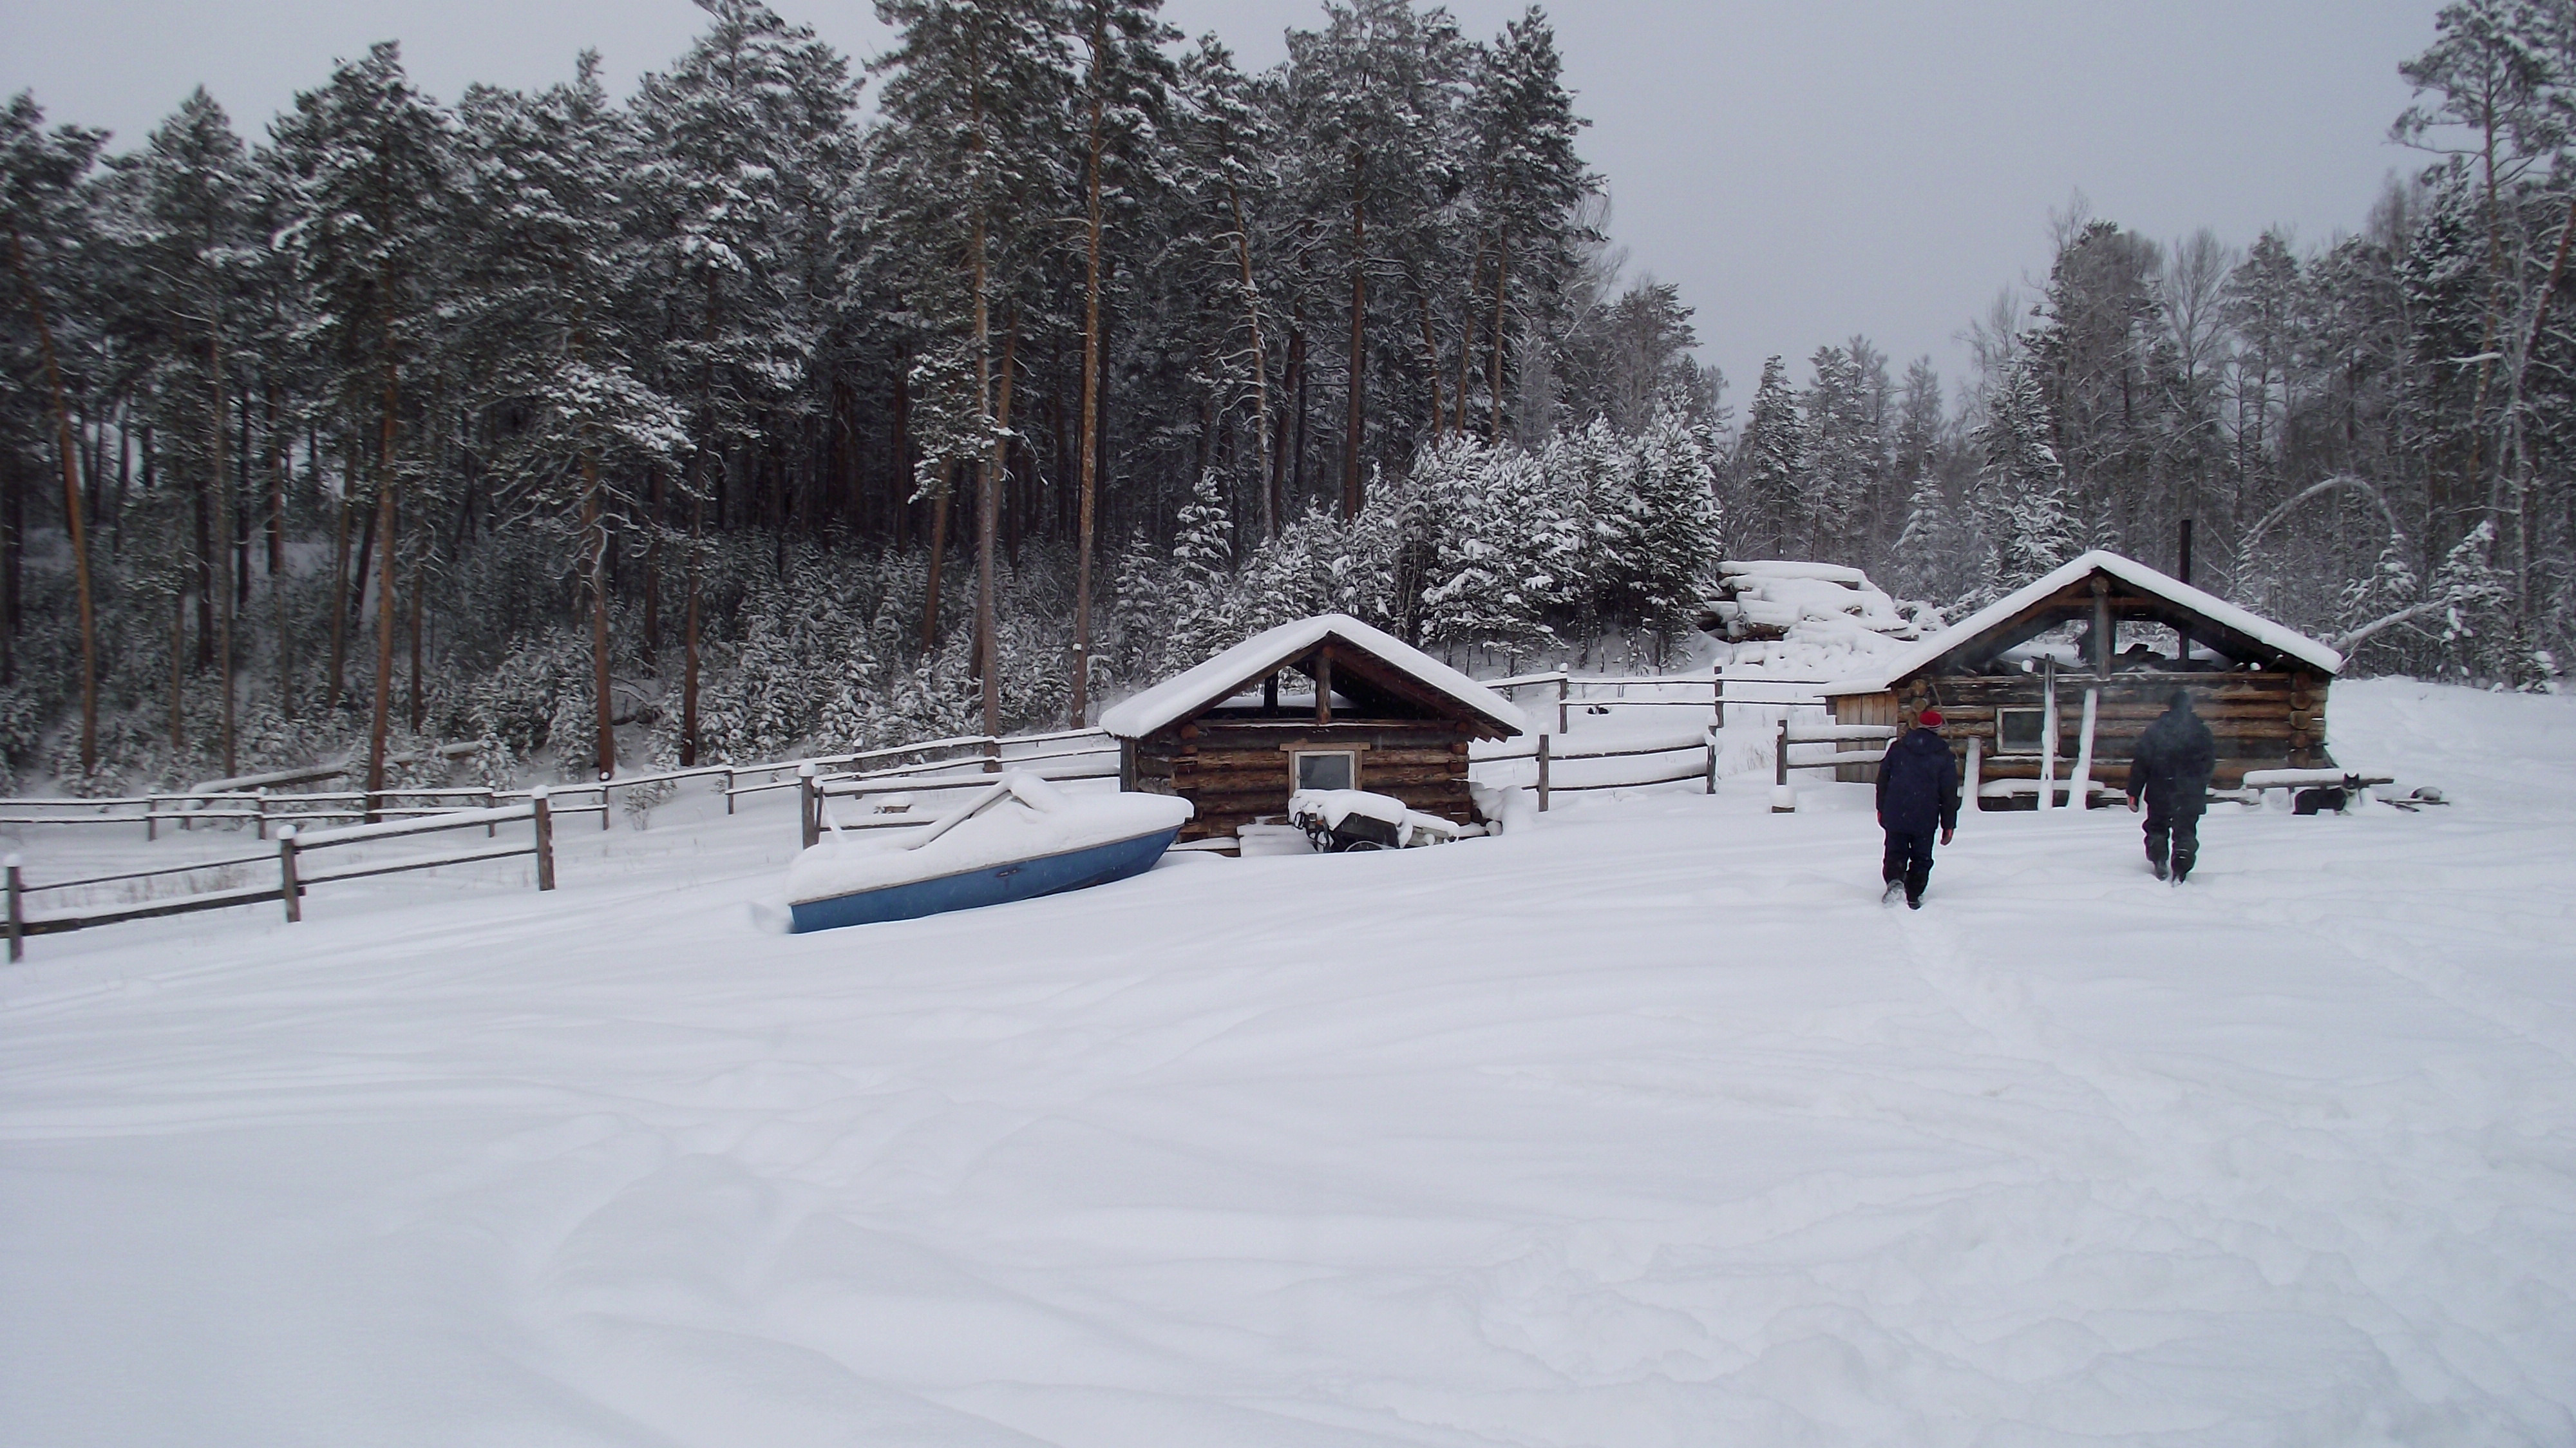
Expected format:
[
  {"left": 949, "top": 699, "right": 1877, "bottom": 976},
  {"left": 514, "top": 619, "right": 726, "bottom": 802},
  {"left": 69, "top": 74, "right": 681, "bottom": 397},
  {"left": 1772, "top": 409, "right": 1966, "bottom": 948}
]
[
  {"left": 2126, "top": 689, "right": 2218, "bottom": 881},
  {"left": 1875, "top": 708, "right": 1961, "bottom": 909}
]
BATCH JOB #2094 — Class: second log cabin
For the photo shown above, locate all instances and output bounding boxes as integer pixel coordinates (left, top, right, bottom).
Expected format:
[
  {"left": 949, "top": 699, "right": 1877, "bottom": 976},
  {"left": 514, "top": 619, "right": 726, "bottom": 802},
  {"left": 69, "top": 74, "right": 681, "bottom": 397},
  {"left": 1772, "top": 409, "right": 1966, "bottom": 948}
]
[{"left": 1821, "top": 551, "right": 2344, "bottom": 808}]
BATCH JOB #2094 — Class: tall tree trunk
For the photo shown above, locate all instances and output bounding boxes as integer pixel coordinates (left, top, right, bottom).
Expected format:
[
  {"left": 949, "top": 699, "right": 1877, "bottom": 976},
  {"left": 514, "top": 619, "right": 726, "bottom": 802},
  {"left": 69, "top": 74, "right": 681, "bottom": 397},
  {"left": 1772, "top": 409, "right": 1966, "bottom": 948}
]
[
  {"left": 681, "top": 487, "right": 701, "bottom": 768},
  {"left": 365, "top": 357, "right": 400, "bottom": 815},
  {"left": 1417, "top": 283, "right": 1442, "bottom": 439},
  {"left": 975, "top": 303, "right": 1014, "bottom": 738},
  {"left": 169, "top": 590, "right": 184, "bottom": 752},
  {"left": 1344, "top": 152, "right": 1367, "bottom": 520},
  {"left": 194, "top": 459, "right": 214, "bottom": 669},
  {"left": 407, "top": 548, "right": 424, "bottom": 733},
  {"left": 265, "top": 382, "right": 285, "bottom": 575},
  {"left": 1072, "top": 17, "right": 1110, "bottom": 725},
  {"left": 1289, "top": 316, "right": 1309, "bottom": 504},
  {"left": 5, "top": 224, "right": 98, "bottom": 771},
  {"left": 1456, "top": 233, "right": 1482, "bottom": 437},
  {"left": 921, "top": 463, "right": 951, "bottom": 652},
  {"left": 584, "top": 451, "right": 614, "bottom": 779},
  {"left": 1490, "top": 230, "right": 1510, "bottom": 442},
  {"left": 210, "top": 319, "right": 236, "bottom": 777},
  {"left": 643, "top": 466, "right": 663, "bottom": 659},
  {"left": 326, "top": 451, "right": 354, "bottom": 714},
  {"left": 1227, "top": 179, "right": 1276, "bottom": 540}
]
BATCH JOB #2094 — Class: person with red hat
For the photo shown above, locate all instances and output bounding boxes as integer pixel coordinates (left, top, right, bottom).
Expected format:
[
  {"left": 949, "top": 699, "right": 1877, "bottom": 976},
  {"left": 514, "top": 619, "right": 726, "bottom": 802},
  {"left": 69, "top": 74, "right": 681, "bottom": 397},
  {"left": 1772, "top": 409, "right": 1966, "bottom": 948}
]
[{"left": 1874, "top": 706, "right": 1960, "bottom": 909}]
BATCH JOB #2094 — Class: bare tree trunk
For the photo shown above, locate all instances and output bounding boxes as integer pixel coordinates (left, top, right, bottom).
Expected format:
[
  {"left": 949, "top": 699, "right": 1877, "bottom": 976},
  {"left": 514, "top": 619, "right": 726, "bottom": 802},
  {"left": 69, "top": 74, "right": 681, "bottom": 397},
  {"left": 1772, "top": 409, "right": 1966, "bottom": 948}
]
[
  {"left": 584, "top": 452, "right": 614, "bottom": 779},
  {"left": 1345, "top": 152, "right": 1367, "bottom": 520},
  {"left": 921, "top": 462, "right": 951, "bottom": 652},
  {"left": 326, "top": 451, "right": 354, "bottom": 715},
  {"left": 1490, "top": 230, "right": 1510, "bottom": 443},
  {"left": 681, "top": 487, "right": 701, "bottom": 767},
  {"left": 1417, "top": 283, "right": 1442, "bottom": 439},
  {"left": 169, "top": 590, "right": 184, "bottom": 752},
  {"left": 643, "top": 466, "right": 663, "bottom": 659},
  {"left": 5, "top": 224, "right": 98, "bottom": 771},
  {"left": 1072, "top": 15, "right": 1110, "bottom": 725},
  {"left": 1456, "top": 233, "right": 1481, "bottom": 438},
  {"left": 365, "top": 357, "right": 399, "bottom": 815},
  {"left": 210, "top": 319, "right": 236, "bottom": 777},
  {"left": 408, "top": 548, "right": 424, "bottom": 734},
  {"left": 1227, "top": 179, "right": 1275, "bottom": 540}
]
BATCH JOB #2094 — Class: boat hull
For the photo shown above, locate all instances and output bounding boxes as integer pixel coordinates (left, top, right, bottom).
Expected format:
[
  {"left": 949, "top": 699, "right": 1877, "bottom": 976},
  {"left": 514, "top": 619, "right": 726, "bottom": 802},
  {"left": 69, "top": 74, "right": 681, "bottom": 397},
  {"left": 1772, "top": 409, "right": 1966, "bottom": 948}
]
[{"left": 788, "top": 825, "right": 1182, "bottom": 933}]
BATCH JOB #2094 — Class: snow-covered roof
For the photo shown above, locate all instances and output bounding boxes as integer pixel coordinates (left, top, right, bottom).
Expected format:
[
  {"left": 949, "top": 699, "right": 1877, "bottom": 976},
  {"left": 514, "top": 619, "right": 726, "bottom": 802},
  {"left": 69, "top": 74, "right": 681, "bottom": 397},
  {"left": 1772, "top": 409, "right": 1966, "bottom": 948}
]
[
  {"left": 1099, "top": 613, "right": 1527, "bottom": 740},
  {"left": 1821, "top": 551, "right": 2344, "bottom": 694},
  {"left": 1716, "top": 559, "right": 1870, "bottom": 585}
]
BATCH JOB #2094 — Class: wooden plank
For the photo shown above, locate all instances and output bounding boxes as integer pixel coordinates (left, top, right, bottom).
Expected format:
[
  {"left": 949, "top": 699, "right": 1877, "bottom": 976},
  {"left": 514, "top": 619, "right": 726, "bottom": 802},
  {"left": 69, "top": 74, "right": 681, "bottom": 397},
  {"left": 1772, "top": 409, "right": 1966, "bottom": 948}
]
[
  {"left": 21, "top": 883, "right": 287, "bottom": 934},
  {"left": 296, "top": 842, "right": 537, "bottom": 888}
]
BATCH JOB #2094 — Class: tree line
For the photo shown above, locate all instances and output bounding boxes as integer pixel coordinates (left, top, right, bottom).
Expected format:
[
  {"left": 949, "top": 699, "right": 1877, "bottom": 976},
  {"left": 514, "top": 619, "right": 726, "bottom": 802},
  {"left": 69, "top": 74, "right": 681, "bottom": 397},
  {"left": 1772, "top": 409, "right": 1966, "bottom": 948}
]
[
  {"left": 5, "top": 0, "right": 2563, "bottom": 799},
  {"left": 0, "top": 0, "right": 1728, "bottom": 795}
]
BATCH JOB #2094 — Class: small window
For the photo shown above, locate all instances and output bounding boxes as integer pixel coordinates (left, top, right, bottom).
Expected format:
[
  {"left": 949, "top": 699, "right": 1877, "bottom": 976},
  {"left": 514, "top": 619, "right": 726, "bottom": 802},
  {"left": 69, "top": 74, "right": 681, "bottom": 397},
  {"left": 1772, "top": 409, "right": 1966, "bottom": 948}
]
[
  {"left": 1294, "top": 750, "right": 1356, "bottom": 793},
  {"left": 1996, "top": 707, "right": 2051, "bottom": 756}
]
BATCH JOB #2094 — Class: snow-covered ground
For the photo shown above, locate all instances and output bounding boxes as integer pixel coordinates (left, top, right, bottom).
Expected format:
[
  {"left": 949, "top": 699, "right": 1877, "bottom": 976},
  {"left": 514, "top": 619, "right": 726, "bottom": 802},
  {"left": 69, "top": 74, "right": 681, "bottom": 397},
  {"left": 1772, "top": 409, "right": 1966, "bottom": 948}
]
[{"left": 4, "top": 678, "right": 2573, "bottom": 1446}]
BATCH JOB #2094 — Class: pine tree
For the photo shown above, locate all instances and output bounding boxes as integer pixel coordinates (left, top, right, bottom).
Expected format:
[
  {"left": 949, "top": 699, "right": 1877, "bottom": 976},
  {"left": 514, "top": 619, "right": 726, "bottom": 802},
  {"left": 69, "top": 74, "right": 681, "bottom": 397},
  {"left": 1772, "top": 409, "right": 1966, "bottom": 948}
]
[
  {"left": 270, "top": 41, "right": 450, "bottom": 808},
  {"left": 1736, "top": 355, "right": 1808, "bottom": 558},
  {"left": 1974, "top": 359, "right": 2078, "bottom": 595}
]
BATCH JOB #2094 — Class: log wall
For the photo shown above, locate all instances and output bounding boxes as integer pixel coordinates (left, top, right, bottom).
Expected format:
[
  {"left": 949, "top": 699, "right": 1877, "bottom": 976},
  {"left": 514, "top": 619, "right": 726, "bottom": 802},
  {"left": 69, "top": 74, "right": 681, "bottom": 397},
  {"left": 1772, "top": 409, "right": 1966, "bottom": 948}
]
[
  {"left": 1130, "top": 718, "right": 1480, "bottom": 841},
  {"left": 1832, "top": 669, "right": 2332, "bottom": 798}
]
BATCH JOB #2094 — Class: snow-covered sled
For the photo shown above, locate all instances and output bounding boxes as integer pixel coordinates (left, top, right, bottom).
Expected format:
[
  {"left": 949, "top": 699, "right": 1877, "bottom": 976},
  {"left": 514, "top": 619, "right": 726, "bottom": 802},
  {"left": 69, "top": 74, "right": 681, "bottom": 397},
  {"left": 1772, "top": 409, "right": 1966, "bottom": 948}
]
[{"left": 782, "top": 772, "right": 1191, "bottom": 932}]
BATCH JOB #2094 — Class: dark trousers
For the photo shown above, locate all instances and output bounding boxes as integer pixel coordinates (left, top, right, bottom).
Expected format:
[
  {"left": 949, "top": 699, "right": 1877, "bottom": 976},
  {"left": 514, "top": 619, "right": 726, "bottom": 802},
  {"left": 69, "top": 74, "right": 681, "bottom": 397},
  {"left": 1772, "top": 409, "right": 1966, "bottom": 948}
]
[
  {"left": 1882, "top": 828, "right": 1936, "bottom": 899},
  {"left": 2143, "top": 796, "right": 2202, "bottom": 874}
]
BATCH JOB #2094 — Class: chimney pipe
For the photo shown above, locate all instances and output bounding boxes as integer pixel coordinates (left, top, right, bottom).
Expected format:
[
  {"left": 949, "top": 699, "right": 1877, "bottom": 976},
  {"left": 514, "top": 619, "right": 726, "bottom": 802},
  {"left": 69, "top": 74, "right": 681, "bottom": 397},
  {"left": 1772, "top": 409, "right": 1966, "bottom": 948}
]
[{"left": 2178, "top": 517, "right": 2194, "bottom": 586}]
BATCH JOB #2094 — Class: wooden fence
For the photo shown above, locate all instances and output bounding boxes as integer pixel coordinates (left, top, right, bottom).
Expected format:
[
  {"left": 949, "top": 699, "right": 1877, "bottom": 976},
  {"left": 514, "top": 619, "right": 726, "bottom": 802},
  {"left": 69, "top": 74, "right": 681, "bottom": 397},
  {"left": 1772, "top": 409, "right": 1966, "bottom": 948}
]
[
  {"left": 1491, "top": 667, "right": 1841, "bottom": 732},
  {"left": 1472, "top": 729, "right": 1719, "bottom": 813},
  {"left": 5, "top": 792, "right": 558, "bottom": 960}
]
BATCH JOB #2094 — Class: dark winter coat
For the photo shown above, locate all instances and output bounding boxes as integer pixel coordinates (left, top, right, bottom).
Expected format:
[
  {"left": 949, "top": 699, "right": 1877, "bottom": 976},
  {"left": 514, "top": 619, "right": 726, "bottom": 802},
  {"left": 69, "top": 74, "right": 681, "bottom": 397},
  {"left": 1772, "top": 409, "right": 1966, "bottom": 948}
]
[
  {"left": 2126, "top": 704, "right": 2217, "bottom": 810},
  {"left": 1875, "top": 726, "right": 1961, "bottom": 834}
]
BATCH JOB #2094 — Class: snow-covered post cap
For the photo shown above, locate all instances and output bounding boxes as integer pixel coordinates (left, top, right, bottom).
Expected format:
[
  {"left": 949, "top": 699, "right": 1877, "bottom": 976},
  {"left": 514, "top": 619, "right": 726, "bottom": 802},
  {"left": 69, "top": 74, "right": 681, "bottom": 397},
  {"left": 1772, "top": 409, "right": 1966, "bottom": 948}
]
[
  {"left": 274, "top": 826, "right": 294, "bottom": 842},
  {"left": 530, "top": 785, "right": 550, "bottom": 801},
  {"left": 3, "top": 853, "right": 20, "bottom": 869}
]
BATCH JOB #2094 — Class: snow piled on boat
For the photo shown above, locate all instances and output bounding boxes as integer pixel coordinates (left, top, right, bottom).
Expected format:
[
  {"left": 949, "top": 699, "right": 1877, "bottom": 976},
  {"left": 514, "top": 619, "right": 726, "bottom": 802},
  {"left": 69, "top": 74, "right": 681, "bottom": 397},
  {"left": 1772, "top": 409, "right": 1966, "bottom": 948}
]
[
  {"left": 2, "top": 678, "right": 2572, "bottom": 1445},
  {"left": 783, "top": 772, "right": 1191, "bottom": 905}
]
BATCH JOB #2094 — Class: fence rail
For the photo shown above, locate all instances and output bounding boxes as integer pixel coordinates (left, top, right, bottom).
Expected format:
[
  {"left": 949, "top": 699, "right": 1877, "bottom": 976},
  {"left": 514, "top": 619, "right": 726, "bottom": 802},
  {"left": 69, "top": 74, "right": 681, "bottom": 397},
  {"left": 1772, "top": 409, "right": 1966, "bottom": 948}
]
[
  {"left": 1491, "top": 667, "right": 1846, "bottom": 731},
  {"left": 5, "top": 794, "right": 558, "bottom": 958}
]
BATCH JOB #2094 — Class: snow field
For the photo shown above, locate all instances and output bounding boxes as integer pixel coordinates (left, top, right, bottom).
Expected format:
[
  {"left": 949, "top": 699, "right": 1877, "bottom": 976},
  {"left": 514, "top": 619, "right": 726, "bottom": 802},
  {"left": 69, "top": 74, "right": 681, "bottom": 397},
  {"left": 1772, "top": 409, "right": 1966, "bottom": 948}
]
[{"left": 1, "top": 678, "right": 2571, "bottom": 1445}]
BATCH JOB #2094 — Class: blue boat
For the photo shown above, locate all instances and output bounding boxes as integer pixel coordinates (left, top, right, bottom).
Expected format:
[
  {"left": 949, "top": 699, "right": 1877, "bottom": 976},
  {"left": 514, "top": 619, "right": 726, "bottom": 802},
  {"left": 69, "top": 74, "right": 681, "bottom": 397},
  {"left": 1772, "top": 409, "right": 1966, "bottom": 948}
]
[{"left": 783, "top": 772, "right": 1193, "bottom": 933}]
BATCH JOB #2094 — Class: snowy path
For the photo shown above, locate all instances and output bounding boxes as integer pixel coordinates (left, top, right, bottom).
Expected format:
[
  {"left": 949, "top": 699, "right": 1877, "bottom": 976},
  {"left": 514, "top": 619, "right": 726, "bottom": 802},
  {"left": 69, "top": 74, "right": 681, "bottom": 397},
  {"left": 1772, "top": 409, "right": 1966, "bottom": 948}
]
[{"left": 3, "top": 679, "right": 2572, "bottom": 1445}]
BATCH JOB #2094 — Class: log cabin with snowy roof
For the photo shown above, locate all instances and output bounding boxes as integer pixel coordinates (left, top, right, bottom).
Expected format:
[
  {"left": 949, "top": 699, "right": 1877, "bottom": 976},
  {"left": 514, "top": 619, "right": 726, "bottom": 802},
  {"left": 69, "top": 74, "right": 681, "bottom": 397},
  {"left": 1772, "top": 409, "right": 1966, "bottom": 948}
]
[
  {"left": 1821, "top": 551, "right": 2343, "bottom": 809},
  {"left": 1100, "top": 615, "right": 1527, "bottom": 846}
]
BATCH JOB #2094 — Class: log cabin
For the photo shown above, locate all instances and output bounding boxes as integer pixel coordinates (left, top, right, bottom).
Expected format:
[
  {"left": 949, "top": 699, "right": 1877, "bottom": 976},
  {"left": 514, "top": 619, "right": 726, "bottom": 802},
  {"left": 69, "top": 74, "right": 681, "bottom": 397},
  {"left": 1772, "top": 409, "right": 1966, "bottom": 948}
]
[
  {"left": 1099, "top": 614, "right": 1526, "bottom": 843},
  {"left": 1821, "top": 551, "right": 2343, "bottom": 808}
]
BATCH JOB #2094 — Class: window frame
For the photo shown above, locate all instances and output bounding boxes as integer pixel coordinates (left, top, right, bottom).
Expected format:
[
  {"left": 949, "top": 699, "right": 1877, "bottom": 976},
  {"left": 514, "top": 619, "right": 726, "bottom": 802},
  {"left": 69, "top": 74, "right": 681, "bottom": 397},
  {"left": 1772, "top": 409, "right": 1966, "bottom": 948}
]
[
  {"left": 1288, "top": 747, "right": 1361, "bottom": 795},
  {"left": 1994, "top": 706, "right": 2052, "bottom": 757}
]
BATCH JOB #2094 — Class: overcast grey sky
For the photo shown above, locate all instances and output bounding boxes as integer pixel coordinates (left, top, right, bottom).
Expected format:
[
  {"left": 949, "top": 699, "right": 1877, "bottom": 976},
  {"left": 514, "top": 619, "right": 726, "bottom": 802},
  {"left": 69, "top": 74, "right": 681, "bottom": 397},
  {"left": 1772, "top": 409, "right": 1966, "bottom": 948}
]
[{"left": 2, "top": 0, "right": 2438, "bottom": 412}]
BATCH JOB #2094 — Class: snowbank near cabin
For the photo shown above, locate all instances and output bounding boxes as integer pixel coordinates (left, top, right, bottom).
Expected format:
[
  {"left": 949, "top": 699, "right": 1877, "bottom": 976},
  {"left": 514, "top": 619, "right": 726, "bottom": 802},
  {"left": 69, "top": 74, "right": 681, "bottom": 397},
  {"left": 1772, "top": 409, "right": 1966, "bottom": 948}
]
[{"left": 3, "top": 678, "right": 2573, "bottom": 1445}]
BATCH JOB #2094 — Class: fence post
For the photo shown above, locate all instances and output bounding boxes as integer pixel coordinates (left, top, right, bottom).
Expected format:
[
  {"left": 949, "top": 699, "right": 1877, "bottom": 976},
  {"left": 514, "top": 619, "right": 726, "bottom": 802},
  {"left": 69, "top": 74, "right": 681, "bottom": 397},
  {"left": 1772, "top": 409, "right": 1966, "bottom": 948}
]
[
  {"left": 532, "top": 788, "right": 556, "bottom": 892},
  {"left": 146, "top": 795, "right": 158, "bottom": 843},
  {"left": 1712, "top": 666, "right": 1725, "bottom": 732},
  {"left": 600, "top": 779, "right": 612, "bottom": 832},
  {"left": 278, "top": 828, "right": 301, "bottom": 924},
  {"left": 484, "top": 788, "right": 497, "bottom": 838},
  {"left": 6, "top": 853, "right": 22, "bottom": 962},
  {"left": 1706, "top": 727, "right": 1719, "bottom": 795},
  {"left": 1536, "top": 731, "right": 1552, "bottom": 814},
  {"left": 799, "top": 765, "right": 820, "bottom": 849},
  {"left": 255, "top": 788, "right": 269, "bottom": 842},
  {"left": 723, "top": 768, "right": 735, "bottom": 816},
  {"left": 1556, "top": 674, "right": 1569, "bottom": 734},
  {"left": 1775, "top": 717, "right": 1790, "bottom": 788}
]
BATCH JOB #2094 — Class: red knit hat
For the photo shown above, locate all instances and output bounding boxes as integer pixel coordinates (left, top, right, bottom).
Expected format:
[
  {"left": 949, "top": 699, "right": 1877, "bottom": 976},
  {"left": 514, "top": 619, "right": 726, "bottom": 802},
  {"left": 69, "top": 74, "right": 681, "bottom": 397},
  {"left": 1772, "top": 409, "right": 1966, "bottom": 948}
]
[{"left": 1917, "top": 708, "right": 1945, "bottom": 728}]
